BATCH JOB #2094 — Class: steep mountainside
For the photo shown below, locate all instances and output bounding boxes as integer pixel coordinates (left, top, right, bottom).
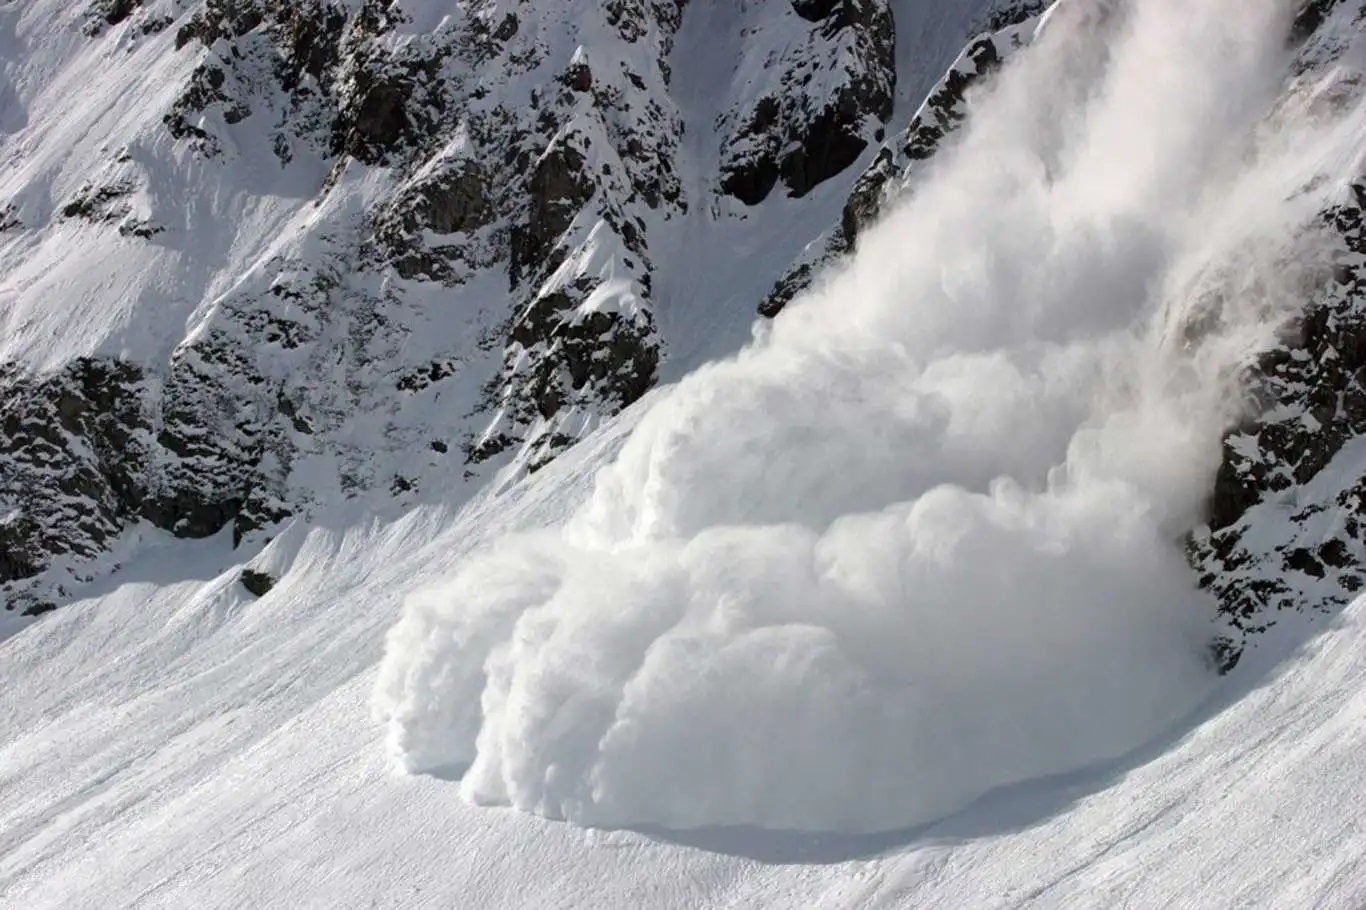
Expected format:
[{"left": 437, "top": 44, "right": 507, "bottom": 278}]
[
  {"left": 9, "top": 1, "right": 1366, "bottom": 907},
  {"left": 0, "top": 0, "right": 1015, "bottom": 617}
]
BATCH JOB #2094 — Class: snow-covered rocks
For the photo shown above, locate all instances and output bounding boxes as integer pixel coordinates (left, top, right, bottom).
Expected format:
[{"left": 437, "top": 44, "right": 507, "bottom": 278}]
[
  {"left": 761, "top": 7, "right": 1043, "bottom": 317},
  {"left": 716, "top": 0, "right": 895, "bottom": 205},
  {"left": 4, "top": 0, "right": 1016, "bottom": 614}
]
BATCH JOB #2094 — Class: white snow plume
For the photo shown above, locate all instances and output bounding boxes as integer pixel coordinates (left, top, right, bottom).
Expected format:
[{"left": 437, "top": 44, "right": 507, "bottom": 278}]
[{"left": 376, "top": 0, "right": 1355, "bottom": 834}]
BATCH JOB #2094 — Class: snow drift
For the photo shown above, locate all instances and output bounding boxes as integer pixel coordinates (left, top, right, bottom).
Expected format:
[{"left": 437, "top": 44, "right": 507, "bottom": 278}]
[{"left": 375, "top": 0, "right": 1354, "bottom": 833}]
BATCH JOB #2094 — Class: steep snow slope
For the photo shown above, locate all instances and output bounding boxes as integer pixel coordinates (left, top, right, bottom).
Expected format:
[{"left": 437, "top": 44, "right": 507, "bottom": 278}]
[
  {"left": 7, "top": 0, "right": 1366, "bottom": 906},
  {"left": 3, "top": 422, "right": 1366, "bottom": 908}
]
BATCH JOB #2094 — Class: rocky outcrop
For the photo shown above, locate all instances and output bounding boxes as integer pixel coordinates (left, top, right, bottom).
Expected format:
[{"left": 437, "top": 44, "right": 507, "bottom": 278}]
[
  {"left": 1190, "top": 184, "right": 1366, "bottom": 670},
  {"left": 1292, "top": 0, "right": 1349, "bottom": 46},
  {"left": 239, "top": 568, "right": 277, "bottom": 596},
  {"left": 761, "top": 12, "right": 1038, "bottom": 317},
  {"left": 0, "top": 357, "right": 270, "bottom": 614},
  {"left": 1175, "top": 0, "right": 1366, "bottom": 669},
  {"left": 718, "top": 0, "right": 895, "bottom": 206},
  {"left": 2, "top": 0, "right": 693, "bottom": 615}
]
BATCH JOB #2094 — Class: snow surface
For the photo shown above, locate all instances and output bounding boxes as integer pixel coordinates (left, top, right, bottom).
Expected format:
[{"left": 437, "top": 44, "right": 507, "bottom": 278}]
[
  {"left": 7, "top": 0, "right": 1366, "bottom": 905},
  {"left": 5, "top": 409, "right": 1366, "bottom": 908}
]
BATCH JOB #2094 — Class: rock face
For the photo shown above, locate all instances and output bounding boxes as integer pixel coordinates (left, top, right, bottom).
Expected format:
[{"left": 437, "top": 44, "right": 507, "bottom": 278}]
[
  {"left": 2, "top": 0, "right": 693, "bottom": 611},
  {"left": 12, "top": 0, "right": 966, "bottom": 613},
  {"left": 0, "top": 355, "right": 281, "bottom": 613},
  {"left": 1169, "top": 1, "right": 1366, "bottom": 670},
  {"left": 1190, "top": 183, "right": 1366, "bottom": 670},
  {"left": 717, "top": 0, "right": 896, "bottom": 205}
]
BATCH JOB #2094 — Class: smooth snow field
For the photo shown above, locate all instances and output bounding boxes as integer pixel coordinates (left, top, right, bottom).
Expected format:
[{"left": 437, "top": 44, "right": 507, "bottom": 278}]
[{"left": 7, "top": 0, "right": 1366, "bottom": 907}]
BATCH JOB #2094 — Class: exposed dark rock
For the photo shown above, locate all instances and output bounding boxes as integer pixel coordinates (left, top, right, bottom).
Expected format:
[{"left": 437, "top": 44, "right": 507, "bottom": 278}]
[
  {"left": 165, "top": 63, "right": 247, "bottom": 147},
  {"left": 91, "top": 0, "right": 142, "bottom": 28},
  {"left": 759, "top": 262, "right": 818, "bottom": 318},
  {"left": 471, "top": 277, "right": 660, "bottom": 469},
  {"left": 0, "top": 359, "right": 153, "bottom": 608},
  {"left": 274, "top": 2, "right": 349, "bottom": 91},
  {"left": 60, "top": 182, "right": 133, "bottom": 222},
  {"left": 239, "top": 568, "right": 277, "bottom": 597},
  {"left": 1291, "top": 0, "right": 1347, "bottom": 46},
  {"left": 397, "top": 360, "right": 460, "bottom": 394},
  {"left": 330, "top": 35, "right": 449, "bottom": 165},
  {"left": 493, "top": 13, "right": 519, "bottom": 43},
  {"left": 118, "top": 219, "right": 164, "bottom": 239},
  {"left": 563, "top": 56, "right": 594, "bottom": 93},
  {"left": 908, "top": 36, "right": 1001, "bottom": 157},
  {"left": 510, "top": 142, "right": 595, "bottom": 287},
  {"left": 720, "top": 97, "right": 783, "bottom": 206},
  {"left": 1189, "top": 183, "right": 1366, "bottom": 665},
  {"left": 791, "top": 0, "right": 841, "bottom": 23},
  {"left": 719, "top": 0, "right": 895, "bottom": 205},
  {"left": 760, "top": 17, "right": 1027, "bottom": 316},
  {"left": 175, "top": 0, "right": 267, "bottom": 51}
]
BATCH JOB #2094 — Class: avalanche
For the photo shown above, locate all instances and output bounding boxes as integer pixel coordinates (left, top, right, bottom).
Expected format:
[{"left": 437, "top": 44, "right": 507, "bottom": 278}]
[
  {"left": 6, "top": 0, "right": 1366, "bottom": 906},
  {"left": 375, "top": 0, "right": 1360, "bottom": 834}
]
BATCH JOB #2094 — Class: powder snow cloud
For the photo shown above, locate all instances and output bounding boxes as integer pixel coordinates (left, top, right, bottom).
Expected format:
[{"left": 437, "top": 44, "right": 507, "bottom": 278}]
[{"left": 375, "top": 0, "right": 1354, "bottom": 833}]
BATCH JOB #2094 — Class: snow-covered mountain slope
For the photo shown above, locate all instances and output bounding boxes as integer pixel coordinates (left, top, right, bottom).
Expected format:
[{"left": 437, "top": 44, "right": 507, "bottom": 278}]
[
  {"left": 0, "top": 0, "right": 1018, "bottom": 617},
  {"left": 8, "top": 0, "right": 1366, "bottom": 905},
  {"left": 3, "top": 412, "right": 1366, "bottom": 908}
]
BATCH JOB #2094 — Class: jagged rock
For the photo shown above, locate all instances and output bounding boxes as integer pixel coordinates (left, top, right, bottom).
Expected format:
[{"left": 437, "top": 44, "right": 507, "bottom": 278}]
[
  {"left": 471, "top": 277, "right": 660, "bottom": 470},
  {"left": 118, "top": 219, "right": 164, "bottom": 239},
  {"left": 0, "top": 341, "right": 298, "bottom": 610},
  {"left": 60, "top": 182, "right": 133, "bottom": 222},
  {"left": 239, "top": 568, "right": 277, "bottom": 597},
  {"left": 332, "top": 51, "right": 446, "bottom": 164},
  {"left": 83, "top": 0, "right": 147, "bottom": 35},
  {"left": 1189, "top": 182, "right": 1366, "bottom": 668},
  {"left": 0, "top": 359, "right": 153, "bottom": 612},
  {"left": 719, "top": 0, "right": 895, "bottom": 205},
  {"left": 511, "top": 142, "right": 596, "bottom": 287},
  {"left": 761, "top": 13, "right": 1037, "bottom": 316}
]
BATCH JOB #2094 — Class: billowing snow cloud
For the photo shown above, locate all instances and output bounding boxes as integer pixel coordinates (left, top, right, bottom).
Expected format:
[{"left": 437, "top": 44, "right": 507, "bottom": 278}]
[{"left": 375, "top": 0, "right": 1352, "bottom": 833}]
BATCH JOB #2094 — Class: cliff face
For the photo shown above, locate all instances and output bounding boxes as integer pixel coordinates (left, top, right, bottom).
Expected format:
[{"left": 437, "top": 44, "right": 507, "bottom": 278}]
[{"left": 4, "top": 0, "right": 1366, "bottom": 670}]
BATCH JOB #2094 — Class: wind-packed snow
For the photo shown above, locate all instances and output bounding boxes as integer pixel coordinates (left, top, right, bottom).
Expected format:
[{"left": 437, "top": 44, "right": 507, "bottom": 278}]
[{"left": 375, "top": 0, "right": 1363, "bottom": 834}]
